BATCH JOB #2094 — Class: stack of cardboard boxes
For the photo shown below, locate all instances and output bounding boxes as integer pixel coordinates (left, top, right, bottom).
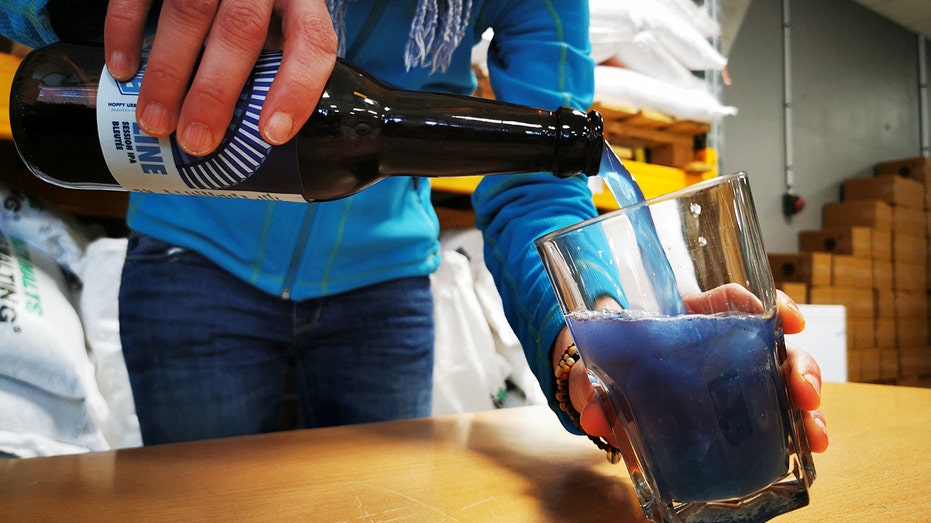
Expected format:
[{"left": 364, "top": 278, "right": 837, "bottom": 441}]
[
  {"left": 873, "top": 157, "right": 931, "bottom": 387},
  {"left": 769, "top": 231, "right": 880, "bottom": 382},
  {"left": 768, "top": 157, "right": 931, "bottom": 387}
]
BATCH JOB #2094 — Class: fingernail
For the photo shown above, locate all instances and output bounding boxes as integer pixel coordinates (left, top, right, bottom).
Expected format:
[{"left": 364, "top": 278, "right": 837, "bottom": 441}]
[
  {"left": 804, "top": 372, "right": 821, "bottom": 397},
  {"left": 264, "top": 112, "right": 294, "bottom": 145},
  {"left": 106, "top": 51, "right": 131, "bottom": 80},
  {"left": 814, "top": 416, "right": 828, "bottom": 441},
  {"left": 139, "top": 102, "right": 171, "bottom": 136},
  {"left": 180, "top": 122, "right": 215, "bottom": 156}
]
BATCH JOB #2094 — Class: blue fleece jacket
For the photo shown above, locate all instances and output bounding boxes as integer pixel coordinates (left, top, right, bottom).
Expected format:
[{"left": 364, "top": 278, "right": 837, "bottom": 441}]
[{"left": 0, "top": 0, "right": 599, "bottom": 433}]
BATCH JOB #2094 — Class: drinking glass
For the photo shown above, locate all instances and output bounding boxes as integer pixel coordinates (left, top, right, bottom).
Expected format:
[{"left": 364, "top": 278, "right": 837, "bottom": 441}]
[{"left": 535, "top": 172, "right": 815, "bottom": 523}]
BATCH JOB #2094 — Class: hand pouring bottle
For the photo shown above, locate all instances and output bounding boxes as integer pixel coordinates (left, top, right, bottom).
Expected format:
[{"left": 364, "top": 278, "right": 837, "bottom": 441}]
[{"left": 10, "top": 43, "right": 604, "bottom": 202}]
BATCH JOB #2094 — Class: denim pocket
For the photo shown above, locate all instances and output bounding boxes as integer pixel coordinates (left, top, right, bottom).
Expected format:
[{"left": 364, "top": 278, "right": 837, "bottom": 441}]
[{"left": 124, "top": 232, "right": 196, "bottom": 265}]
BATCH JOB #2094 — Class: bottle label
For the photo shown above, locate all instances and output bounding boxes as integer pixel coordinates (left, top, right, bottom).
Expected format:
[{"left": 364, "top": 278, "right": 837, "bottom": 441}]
[{"left": 96, "top": 50, "right": 305, "bottom": 202}]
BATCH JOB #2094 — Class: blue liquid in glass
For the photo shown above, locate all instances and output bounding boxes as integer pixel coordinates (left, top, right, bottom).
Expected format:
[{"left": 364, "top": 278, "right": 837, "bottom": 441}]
[
  {"left": 597, "top": 146, "right": 684, "bottom": 315},
  {"left": 567, "top": 310, "right": 790, "bottom": 502}
]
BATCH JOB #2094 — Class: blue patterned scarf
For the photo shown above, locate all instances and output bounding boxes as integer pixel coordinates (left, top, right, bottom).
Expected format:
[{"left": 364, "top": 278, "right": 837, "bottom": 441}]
[{"left": 326, "top": 0, "right": 472, "bottom": 72}]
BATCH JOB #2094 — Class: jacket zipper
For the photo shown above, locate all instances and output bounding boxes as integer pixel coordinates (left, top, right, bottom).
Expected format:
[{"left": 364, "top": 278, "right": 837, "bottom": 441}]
[{"left": 281, "top": 205, "right": 317, "bottom": 299}]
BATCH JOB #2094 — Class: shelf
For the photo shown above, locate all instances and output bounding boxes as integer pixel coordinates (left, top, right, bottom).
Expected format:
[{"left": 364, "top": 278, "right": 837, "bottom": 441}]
[
  {"left": 592, "top": 101, "right": 712, "bottom": 172},
  {"left": 0, "top": 52, "right": 20, "bottom": 141}
]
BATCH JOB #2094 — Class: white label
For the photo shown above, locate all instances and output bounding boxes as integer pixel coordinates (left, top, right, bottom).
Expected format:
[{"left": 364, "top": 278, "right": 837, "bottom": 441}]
[{"left": 95, "top": 51, "right": 305, "bottom": 202}]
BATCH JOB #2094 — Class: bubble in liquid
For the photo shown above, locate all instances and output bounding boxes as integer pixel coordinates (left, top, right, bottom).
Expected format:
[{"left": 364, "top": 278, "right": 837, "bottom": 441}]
[{"left": 690, "top": 202, "right": 702, "bottom": 215}]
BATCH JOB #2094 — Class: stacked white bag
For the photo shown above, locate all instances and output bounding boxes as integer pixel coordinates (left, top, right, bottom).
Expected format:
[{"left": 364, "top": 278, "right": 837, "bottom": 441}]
[
  {"left": 589, "top": 0, "right": 737, "bottom": 123},
  {"left": 431, "top": 228, "right": 547, "bottom": 416},
  {"left": 77, "top": 237, "right": 140, "bottom": 450},
  {"left": 0, "top": 181, "right": 140, "bottom": 458},
  {"left": 0, "top": 228, "right": 110, "bottom": 457}
]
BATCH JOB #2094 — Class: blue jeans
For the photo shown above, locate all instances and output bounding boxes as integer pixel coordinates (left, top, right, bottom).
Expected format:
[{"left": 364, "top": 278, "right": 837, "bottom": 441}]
[{"left": 119, "top": 233, "right": 434, "bottom": 445}]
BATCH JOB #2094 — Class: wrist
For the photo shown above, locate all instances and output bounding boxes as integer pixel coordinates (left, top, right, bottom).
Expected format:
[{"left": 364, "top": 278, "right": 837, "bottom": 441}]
[{"left": 551, "top": 326, "right": 574, "bottom": 369}]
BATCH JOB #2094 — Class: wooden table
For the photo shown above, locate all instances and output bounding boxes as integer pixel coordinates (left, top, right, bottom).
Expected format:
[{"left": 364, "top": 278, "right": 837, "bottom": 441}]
[{"left": 1, "top": 382, "right": 929, "bottom": 522}]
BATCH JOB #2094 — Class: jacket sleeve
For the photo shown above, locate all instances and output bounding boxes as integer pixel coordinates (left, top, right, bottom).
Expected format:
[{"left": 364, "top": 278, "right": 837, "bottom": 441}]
[
  {"left": 0, "top": 0, "right": 131, "bottom": 48},
  {"left": 0, "top": 0, "right": 56, "bottom": 48},
  {"left": 471, "top": 0, "right": 598, "bottom": 434}
]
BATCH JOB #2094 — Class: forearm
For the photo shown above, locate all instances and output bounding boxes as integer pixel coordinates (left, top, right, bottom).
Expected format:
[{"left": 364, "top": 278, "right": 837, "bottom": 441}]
[
  {"left": 474, "top": 172, "right": 594, "bottom": 433},
  {"left": 0, "top": 0, "right": 55, "bottom": 47},
  {"left": 473, "top": 0, "right": 597, "bottom": 433}
]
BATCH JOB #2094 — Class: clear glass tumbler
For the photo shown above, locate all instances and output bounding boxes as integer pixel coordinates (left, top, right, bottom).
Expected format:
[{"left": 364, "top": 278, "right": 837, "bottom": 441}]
[{"left": 535, "top": 173, "right": 815, "bottom": 523}]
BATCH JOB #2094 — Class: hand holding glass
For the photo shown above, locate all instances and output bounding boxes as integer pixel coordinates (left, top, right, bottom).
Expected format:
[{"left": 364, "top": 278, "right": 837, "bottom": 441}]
[{"left": 536, "top": 173, "right": 815, "bottom": 523}]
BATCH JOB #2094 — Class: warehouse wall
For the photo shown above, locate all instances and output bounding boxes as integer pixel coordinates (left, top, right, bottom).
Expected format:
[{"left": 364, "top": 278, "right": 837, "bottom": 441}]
[{"left": 721, "top": 0, "right": 926, "bottom": 252}]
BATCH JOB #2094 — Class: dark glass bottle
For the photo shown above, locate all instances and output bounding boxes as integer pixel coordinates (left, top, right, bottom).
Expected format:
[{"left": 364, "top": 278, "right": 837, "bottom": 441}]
[{"left": 10, "top": 43, "right": 604, "bottom": 202}]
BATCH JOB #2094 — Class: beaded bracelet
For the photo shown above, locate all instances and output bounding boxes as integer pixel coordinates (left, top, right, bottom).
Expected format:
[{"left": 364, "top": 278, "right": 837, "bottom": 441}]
[{"left": 555, "top": 343, "right": 623, "bottom": 464}]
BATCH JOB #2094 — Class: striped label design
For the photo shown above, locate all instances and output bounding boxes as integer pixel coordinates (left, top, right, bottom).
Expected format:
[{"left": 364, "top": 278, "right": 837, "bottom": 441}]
[
  {"left": 97, "top": 50, "right": 305, "bottom": 202},
  {"left": 170, "top": 53, "right": 277, "bottom": 190}
]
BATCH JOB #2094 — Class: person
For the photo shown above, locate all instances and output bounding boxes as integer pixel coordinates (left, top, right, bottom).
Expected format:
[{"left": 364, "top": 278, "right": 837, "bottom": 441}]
[{"left": 0, "top": 0, "right": 827, "bottom": 455}]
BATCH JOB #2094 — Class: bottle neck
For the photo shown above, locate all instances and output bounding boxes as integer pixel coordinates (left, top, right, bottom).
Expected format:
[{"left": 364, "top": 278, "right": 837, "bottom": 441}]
[
  {"left": 371, "top": 91, "right": 604, "bottom": 179},
  {"left": 553, "top": 107, "right": 604, "bottom": 178}
]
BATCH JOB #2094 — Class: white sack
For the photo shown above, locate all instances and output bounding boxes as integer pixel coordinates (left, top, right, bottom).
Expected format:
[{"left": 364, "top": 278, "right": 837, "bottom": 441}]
[
  {"left": 589, "top": 0, "right": 727, "bottom": 72},
  {"left": 0, "top": 231, "right": 109, "bottom": 457},
  {"left": 0, "top": 377, "right": 107, "bottom": 457},
  {"left": 437, "top": 229, "right": 547, "bottom": 407},
  {"left": 0, "top": 180, "right": 94, "bottom": 280},
  {"left": 590, "top": 25, "right": 630, "bottom": 65},
  {"left": 612, "top": 31, "right": 708, "bottom": 91},
  {"left": 656, "top": 0, "right": 721, "bottom": 39},
  {"left": 431, "top": 249, "right": 510, "bottom": 415},
  {"left": 471, "top": 28, "right": 493, "bottom": 69},
  {"left": 595, "top": 65, "right": 737, "bottom": 123},
  {"left": 78, "top": 237, "right": 141, "bottom": 449},
  {"left": 0, "top": 425, "right": 93, "bottom": 458}
]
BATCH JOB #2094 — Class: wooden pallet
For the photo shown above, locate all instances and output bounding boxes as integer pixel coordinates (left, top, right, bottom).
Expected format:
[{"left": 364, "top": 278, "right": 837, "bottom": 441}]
[
  {"left": 591, "top": 101, "right": 712, "bottom": 173},
  {"left": 471, "top": 65, "right": 713, "bottom": 173}
]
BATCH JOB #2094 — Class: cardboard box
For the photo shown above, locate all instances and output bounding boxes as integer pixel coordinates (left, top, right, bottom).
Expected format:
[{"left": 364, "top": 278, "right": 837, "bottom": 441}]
[
  {"left": 892, "top": 232, "right": 927, "bottom": 264},
  {"left": 927, "top": 235, "right": 931, "bottom": 289},
  {"left": 880, "top": 348, "right": 899, "bottom": 380},
  {"left": 847, "top": 348, "right": 861, "bottom": 382},
  {"left": 893, "top": 260, "right": 927, "bottom": 291},
  {"left": 768, "top": 252, "right": 832, "bottom": 285},
  {"left": 822, "top": 200, "right": 892, "bottom": 231},
  {"left": 859, "top": 348, "right": 881, "bottom": 381},
  {"left": 808, "top": 286, "right": 874, "bottom": 319},
  {"left": 894, "top": 290, "right": 928, "bottom": 319},
  {"left": 874, "top": 289, "right": 895, "bottom": 319},
  {"left": 874, "top": 156, "right": 931, "bottom": 209},
  {"left": 847, "top": 317, "right": 874, "bottom": 350},
  {"left": 842, "top": 176, "right": 925, "bottom": 209},
  {"left": 831, "top": 255, "right": 873, "bottom": 289},
  {"left": 777, "top": 282, "right": 808, "bottom": 304},
  {"left": 875, "top": 156, "right": 931, "bottom": 181},
  {"left": 871, "top": 228, "right": 892, "bottom": 261},
  {"left": 872, "top": 259, "right": 893, "bottom": 290},
  {"left": 875, "top": 318, "right": 896, "bottom": 349},
  {"left": 797, "top": 227, "right": 872, "bottom": 258},
  {"left": 897, "top": 319, "right": 929, "bottom": 348},
  {"left": 893, "top": 206, "right": 926, "bottom": 237},
  {"left": 898, "top": 346, "right": 931, "bottom": 377},
  {"left": 897, "top": 375, "right": 931, "bottom": 388}
]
